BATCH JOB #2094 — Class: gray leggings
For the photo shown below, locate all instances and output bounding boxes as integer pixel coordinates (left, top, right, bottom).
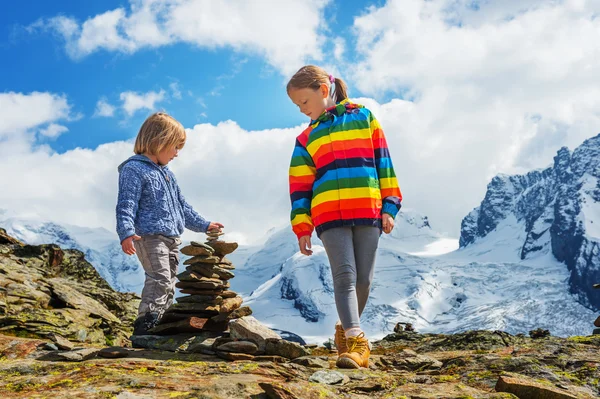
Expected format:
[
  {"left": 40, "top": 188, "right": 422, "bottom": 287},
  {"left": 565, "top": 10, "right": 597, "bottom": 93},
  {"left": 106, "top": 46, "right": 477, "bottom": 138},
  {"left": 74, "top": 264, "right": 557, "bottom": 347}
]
[{"left": 320, "top": 226, "right": 379, "bottom": 330}]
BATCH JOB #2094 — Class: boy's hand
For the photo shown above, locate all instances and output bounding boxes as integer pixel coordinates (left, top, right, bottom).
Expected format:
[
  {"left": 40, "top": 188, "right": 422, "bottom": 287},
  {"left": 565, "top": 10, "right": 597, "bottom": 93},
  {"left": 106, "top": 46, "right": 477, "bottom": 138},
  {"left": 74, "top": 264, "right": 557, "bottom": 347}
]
[
  {"left": 382, "top": 214, "right": 395, "bottom": 234},
  {"left": 298, "top": 236, "right": 313, "bottom": 256},
  {"left": 121, "top": 235, "right": 141, "bottom": 255},
  {"left": 208, "top": 222, "right": 224, "bottom": 232}
]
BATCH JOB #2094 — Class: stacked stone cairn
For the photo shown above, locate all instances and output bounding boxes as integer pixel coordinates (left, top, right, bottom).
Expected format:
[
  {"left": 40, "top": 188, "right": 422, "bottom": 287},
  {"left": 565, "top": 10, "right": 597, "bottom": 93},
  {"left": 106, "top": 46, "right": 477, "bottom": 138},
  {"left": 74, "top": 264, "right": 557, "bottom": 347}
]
[
  {"left": 149, "top": 229, "right": 251, "bottom": 336},
  {"left": 143, "top": 230, "right": 311, "bottom": 361}
]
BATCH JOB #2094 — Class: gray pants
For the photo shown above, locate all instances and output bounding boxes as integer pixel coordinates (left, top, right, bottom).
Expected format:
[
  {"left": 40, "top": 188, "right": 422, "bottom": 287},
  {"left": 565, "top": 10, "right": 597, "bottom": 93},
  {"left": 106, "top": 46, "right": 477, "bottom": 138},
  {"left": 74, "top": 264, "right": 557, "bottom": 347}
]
[
  {"left": 320, "top": 226, "right": 379, "bottom": 330},
  {"left": 134, "top": 234, "right": 182, "bottom": 317}
]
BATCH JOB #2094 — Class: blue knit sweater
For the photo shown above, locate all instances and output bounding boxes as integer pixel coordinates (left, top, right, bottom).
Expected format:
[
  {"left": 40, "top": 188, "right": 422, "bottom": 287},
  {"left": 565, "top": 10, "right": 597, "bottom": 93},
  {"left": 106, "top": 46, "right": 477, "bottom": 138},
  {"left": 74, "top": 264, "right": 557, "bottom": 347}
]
[{"left": 116, "top": 155, "right": 210, "bottom": 243}]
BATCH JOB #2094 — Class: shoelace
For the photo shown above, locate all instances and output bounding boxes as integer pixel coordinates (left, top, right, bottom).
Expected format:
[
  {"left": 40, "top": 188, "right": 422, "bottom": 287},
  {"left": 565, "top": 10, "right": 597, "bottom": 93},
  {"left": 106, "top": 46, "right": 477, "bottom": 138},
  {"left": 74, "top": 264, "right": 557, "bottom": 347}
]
[{"left": 346, "top": 332, "right": 368, "bottom": 354}]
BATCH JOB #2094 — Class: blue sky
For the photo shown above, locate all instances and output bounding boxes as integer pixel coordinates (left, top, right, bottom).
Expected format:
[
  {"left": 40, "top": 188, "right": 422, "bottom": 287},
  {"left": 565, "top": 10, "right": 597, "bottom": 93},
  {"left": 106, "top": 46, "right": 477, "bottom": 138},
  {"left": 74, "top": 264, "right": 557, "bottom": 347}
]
[
  {"left": 1, "top": 0, "right": 386, "bottom": 152},
  {"left": 2, "top": 0, "right": 599, "bottom": 243}
]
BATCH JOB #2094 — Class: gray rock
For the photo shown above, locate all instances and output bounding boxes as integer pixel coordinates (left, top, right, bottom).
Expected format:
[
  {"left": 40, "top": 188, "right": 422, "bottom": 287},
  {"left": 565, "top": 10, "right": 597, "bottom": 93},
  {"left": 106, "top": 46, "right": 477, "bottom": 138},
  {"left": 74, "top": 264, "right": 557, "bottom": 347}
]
[
  {"left": 308, "top": 370, "right": 349, "bottom": 385},
  {"left": 291, "top": 356, "right": 329, "bottom": 368},
  {"left": 185, "top": 336, "right": 218, "bottom": 354},
  {"left": 48, "top": 333, "right": 75, "bottom": 350},
  {"left": 216, "top": 340, "right": 258, "bottom": 354},
  {"left": 98, "top": 346, "right": 129, "bottom": 358},
  {"left": 54, "top": 348, "right": 99, "bottom": 362},
  {"left": 229, "top": 316, "right": 281, "bottom": 352},
  {"left": 265, "top": 338, "right": 311, "bottom": 359}
]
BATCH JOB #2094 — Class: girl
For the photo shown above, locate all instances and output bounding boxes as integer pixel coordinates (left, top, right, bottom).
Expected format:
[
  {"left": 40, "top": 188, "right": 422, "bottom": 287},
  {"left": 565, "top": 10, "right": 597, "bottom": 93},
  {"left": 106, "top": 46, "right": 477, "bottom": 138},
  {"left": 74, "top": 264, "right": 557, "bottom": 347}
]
[
  {"left": 116, "top": 112, "right": 223, "bottom": 335},
  {"left": 287, "top": 65, "right": 402, "bottom": 368}
]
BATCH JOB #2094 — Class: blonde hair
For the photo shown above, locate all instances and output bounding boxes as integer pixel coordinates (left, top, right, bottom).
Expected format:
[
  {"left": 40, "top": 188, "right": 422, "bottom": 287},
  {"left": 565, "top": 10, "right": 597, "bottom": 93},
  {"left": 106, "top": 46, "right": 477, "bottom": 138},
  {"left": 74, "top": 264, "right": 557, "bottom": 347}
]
[
  {"left": 133, "top": 112, "right": 186, "bottom": 155},
  {"left": 286, "top": 65, "right": 349, "bottom": 103}
]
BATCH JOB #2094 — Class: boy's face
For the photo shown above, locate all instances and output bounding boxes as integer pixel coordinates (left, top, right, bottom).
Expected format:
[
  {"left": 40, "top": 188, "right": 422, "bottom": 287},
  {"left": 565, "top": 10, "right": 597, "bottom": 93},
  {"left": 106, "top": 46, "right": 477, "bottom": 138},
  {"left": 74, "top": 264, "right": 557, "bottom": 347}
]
[
  {"left": 288, "top": 84, "right": 330, "bottom": 120},
  {"left": 156, "top": 145, "right": 180, "bottom": 166}
]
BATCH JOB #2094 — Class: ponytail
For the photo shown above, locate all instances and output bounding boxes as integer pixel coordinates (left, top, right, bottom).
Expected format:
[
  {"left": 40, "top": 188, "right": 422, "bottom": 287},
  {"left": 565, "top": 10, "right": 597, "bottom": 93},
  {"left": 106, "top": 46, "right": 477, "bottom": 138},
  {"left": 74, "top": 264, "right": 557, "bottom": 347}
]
[{"left": 332, "top": 77, "right": 348, "bottom": 103}]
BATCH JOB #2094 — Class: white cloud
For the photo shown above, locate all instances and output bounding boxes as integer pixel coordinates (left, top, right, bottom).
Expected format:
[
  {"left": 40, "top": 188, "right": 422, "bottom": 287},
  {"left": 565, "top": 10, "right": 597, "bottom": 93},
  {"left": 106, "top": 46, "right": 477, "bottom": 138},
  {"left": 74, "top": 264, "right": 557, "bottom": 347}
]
[
  {"left": 0, "top": 92, "right": 72, "bottom": 141},
  {"left": 94, "top": 98, "right": 116, "bottom": 117},
  {"left": 120, "top": 89, "right": 166, "bottom": 116},
  {"left": 31, "top": 0, "right": 330, "bottom": 76},
  {"left": 38, "top": 123, "right": 68, "bottom": 139},
  {"left": 347, "top": 0, "right": 600, "bottom": 235}
]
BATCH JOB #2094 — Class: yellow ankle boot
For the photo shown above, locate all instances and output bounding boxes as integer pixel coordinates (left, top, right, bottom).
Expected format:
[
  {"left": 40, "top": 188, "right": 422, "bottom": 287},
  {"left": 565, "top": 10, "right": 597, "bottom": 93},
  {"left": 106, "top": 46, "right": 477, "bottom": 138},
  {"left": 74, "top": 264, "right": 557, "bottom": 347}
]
[
  {"left": 336, "top": 332, "right": 370, "bottom": 369},
  {"left": 334, "top": 323, "right": 348, "bottom": 354}
]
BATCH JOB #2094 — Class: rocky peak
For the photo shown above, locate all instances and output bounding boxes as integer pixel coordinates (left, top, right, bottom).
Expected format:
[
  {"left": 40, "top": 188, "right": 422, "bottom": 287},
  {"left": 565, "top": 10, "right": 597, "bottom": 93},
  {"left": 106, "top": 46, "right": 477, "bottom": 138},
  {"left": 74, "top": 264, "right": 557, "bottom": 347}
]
[{"left": 460, "top": 133, "right": 600, "bottom": 310}]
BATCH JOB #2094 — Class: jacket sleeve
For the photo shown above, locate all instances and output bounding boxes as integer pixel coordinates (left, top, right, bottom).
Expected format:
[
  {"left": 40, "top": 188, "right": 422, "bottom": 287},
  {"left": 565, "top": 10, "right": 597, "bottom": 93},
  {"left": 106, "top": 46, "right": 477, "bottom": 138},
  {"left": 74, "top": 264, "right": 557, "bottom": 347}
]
[
  {"left": 116, "top": 166, "right": 142, "bottom": 243},
  {"left": 370, "top": 112, "right": 402, "bottom": 218},
  {"left": 289, "top": 138, "right": 316, "bottom": 239},
  {"left": 173, "top": 174, "right": 211, "bottom": 233}
]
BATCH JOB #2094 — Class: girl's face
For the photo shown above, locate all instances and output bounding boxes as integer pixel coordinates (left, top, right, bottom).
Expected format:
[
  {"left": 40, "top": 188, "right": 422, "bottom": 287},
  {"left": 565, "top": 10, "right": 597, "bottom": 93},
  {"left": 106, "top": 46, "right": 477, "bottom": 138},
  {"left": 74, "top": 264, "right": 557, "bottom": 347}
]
[
  {"left": 156, "top": 144, "right": 180, "bottom": 166},
  {"left": 289, "top": 83, "right": 333, "bottom": 120}
]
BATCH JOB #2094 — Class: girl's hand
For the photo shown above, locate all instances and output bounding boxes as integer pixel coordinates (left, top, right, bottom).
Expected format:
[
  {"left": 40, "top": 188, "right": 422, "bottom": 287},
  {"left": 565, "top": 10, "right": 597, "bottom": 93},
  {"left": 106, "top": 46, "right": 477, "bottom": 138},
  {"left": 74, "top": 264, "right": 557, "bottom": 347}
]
[
  {"left": 121, "top": 235, "right": 141, "bottom": 255},
  {"left": 382, "top": 214, "right": 395, "bottom": 234},
  {"left": 298, "top": 235, "right": 313, "bottom": 256},
  {"left": 208, "top": 222, "right": 224, "bottom": 232}
]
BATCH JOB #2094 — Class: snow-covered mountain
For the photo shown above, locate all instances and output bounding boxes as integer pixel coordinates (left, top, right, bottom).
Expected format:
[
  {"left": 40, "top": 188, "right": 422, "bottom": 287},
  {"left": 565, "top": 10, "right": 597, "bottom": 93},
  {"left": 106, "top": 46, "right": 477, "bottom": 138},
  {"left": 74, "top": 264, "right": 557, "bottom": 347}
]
[
  {"left": 231, "top": 209, "right": 595, "bottom": 343},
  {"left": 1, "top": 217, "right": 144, "bottom": 293},
  {"left": 460, "top": 133, "right": 600, "bottom": 310}
]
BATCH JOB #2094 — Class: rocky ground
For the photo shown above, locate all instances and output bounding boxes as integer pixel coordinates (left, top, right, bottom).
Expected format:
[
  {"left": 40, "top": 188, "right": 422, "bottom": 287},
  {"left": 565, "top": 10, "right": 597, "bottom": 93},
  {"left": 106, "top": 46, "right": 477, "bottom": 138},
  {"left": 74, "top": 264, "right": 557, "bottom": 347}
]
[{"left": 1, "top": 228, "right": 599, "bottom": 398}]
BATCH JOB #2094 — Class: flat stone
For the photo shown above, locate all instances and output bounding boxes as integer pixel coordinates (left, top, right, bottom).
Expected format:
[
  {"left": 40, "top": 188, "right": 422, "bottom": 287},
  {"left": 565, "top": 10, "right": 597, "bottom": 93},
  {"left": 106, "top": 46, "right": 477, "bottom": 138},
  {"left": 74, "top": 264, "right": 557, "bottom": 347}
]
[
  {"left": 175, "top": 270, "right": 209, "bottom": 282},
  {"left": 210, "top": 306, "right": 253, "bottom": 323},
  {"left": 48, "top": 333, "right": 75, "bottom": 350},
  {"left": 184, "top": 265, "right": 220, "bottom": 279},
  {"left": 495, "top": 374, "right": 579, "bottom": 399},
  {"left": 180, "top": 288, "right": 224, "bottom": 296},
  {"left": 215, "top": 351, "right": 255, "bottom": 361},
  {"left": 190, "top": 241, "right": 215, "bottom": 251},
  {"left": 175, "top": 280, "right": 228, "bottom": 290},
  {"left": 150, "top": 317, "right": 228, "bottom": 334},
  {"left": 291, "top": 356, "right": 329, "bottom": 368},
  {"left": 216, "top": 340, "right": 258, "bottom": 354},
  {"left": 265, "top": 338, "right": 311, "bottom": 359},
  {"left": 258, "top": 382, "right": 300, "bottom": 399},
  {"left": 206, "top": 241, "right": 239, "bottom": 256},
  {"left": 54, "top": 347, "right": 99, "bottom": 362},
  {"left": 176, "top": 295, "right": 223, "bottom": 305},
  {"left": 308, "top": 370, "right": 349, "bottom": 385},
  {"left": 220, "top": 290, "right": 238, "bottom": 298},
  {"left": 167, "top": 302, "right": 221, "bottom": 314},
  {"left": 98, "top": 346, "right": 129, "bottom": 359},
  {"left": 594, "top": 315, "right": 600, "bottom": 328},
  {"left": 183, "top": 255, "right": 221, "bottom": 265},
  {"left": 186, "top": 264, "right": 234, "bottom": 280},
  {"left": 180, "top": 245, "right": 213, "bottom": 257}
]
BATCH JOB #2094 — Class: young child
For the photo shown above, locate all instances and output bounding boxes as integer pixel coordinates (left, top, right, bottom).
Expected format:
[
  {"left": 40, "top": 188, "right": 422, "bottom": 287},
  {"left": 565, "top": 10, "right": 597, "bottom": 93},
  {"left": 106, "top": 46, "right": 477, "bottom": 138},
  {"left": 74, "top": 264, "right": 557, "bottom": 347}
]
[
  {"left": 116, "top": 112, "right": 223, "bottom": 335},
  {"left": 287, "top": 65, "right": 402, "bottom": 369}
]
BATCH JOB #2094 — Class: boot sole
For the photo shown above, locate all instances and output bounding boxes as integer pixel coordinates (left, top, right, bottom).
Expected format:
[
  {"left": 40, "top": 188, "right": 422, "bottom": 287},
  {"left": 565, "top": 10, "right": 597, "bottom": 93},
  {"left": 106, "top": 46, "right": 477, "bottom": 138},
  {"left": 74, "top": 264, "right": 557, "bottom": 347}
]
[{"left": 336, "top": 356, "right": 361, "bottom": 369}]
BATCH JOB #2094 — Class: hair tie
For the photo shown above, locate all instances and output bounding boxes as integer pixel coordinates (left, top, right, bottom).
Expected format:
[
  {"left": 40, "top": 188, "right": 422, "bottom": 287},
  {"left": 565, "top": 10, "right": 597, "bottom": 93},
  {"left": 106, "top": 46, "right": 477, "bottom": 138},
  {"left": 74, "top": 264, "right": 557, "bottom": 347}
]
[{"left": 329, "top": 74, "right": 335, "bottom": 83}]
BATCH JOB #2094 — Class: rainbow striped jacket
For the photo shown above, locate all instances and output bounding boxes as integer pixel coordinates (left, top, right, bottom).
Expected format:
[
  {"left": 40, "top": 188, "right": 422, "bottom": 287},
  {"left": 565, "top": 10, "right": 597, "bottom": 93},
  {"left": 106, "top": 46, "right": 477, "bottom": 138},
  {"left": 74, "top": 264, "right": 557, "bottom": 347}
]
[{"left": 289, "top": 100, "right": 402, "bottom": 239}]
